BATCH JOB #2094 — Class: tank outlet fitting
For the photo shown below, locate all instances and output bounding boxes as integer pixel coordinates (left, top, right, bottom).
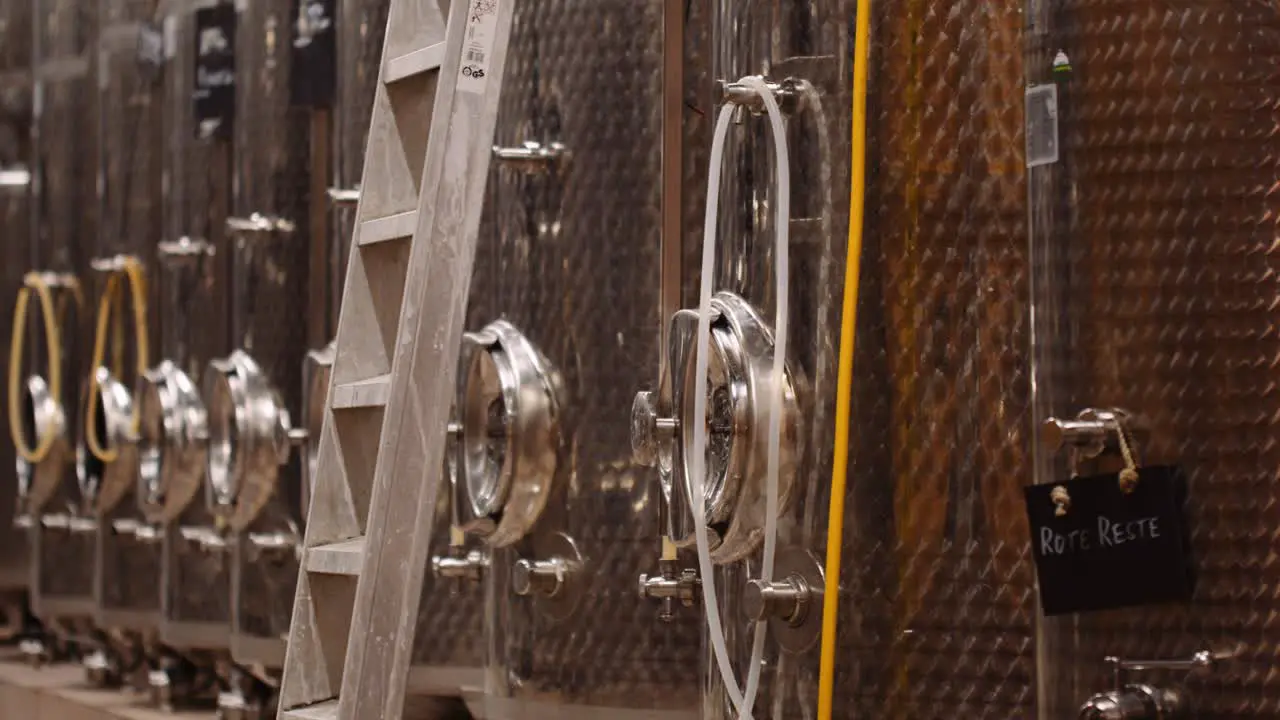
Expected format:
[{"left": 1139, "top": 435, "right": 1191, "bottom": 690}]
[
  {"left": 638, "top": 558, "right": 700, "bottom": 622},
  {"left": 431, "top": 548, "right": 488, "bottom": 585},
  {"left": 743, "top": 574, "right": 811, "bottom": 625},
  {"left": 1078, "top": 685, "right": 1188, "bottom": 720},
  {"left": 512, "top": 557, "right": 571, "bottom": 597}
]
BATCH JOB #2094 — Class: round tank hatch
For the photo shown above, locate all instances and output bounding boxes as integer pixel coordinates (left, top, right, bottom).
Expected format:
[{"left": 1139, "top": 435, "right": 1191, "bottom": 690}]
[
  {"left": 135, "top": 360, "right": 208, "bottom": 525},
  {"left": 80, "top": 367, "right": 139, "bottom": 516},
  {"left": 636, "top": 291, "right": 801, "bottom": 564},
  {"left": 16, "top": 374, "right": 71, "bottom": 517},
  {"left": 454, "top": 320, "right": 560, "bottom": 548},
  {"left": 202, "top": 349, "right": 297, "bottom": 532}
]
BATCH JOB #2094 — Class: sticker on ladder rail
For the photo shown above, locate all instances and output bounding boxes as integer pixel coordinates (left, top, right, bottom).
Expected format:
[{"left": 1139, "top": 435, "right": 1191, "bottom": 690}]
[{"left": 457, "top": 0, "right": 499, "bottom": 95}]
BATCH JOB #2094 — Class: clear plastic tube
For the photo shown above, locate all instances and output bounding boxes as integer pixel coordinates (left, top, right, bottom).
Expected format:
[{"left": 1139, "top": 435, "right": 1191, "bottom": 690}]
[{"left": 690, "top": 76, "right": 791, "bottom": 719}]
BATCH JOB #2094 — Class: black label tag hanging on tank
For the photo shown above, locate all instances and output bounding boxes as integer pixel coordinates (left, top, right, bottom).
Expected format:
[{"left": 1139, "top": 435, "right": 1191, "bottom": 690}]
[
  {"left": 1023, "top": 422, "right": 1194, "bottom": 616},
  {"left": 193, "top": 2, "right": 236, "bottom": 141},
  {"left": 289, "top": 0, "right": 337, "bottom": 107}
]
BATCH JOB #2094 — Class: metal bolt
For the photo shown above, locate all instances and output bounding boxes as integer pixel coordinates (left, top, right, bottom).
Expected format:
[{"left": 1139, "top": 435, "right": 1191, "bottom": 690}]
[
  {"left": 632, "top": 391, "right": 676, "bottom": 467},
  {"left": 431, "top": 548, "right": 487, "bottom": 583},
  {"left": 743, "top": 575, "right": 810, "bottom": 625},
  {"left": 512, "top": 557, "right": 568, "bottom": 597}
]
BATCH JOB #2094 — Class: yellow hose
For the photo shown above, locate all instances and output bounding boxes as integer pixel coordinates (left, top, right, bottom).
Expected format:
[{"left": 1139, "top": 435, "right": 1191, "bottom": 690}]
[
  {"left": 85, "top": 257, "right": 150, "bottom": 463},
  {"left": 816, "top": 0, "right": 872, "bottom": 716},
  {"left": 8, "top": 273, "right": 67, "bottom": 463}
]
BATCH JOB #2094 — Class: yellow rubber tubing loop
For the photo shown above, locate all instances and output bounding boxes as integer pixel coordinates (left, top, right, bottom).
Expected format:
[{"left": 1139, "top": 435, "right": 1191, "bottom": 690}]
[
  {"left": 817, "top": 0, "right": 872, "bottom": 717},
  {"left": 8, "top": 274, "right": 64, "bottom": 464},
  {"left": 85, "top": 258, "right": 149, "bottom": 463}
]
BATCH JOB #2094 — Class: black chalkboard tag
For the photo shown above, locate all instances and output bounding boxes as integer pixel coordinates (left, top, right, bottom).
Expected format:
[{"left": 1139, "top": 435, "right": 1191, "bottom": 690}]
[
  {"left": 193, "top": 2, "right": 236, "bottom": 141},
  {"left": 289, "top": 0, "right": 337, "bottom": 107},
  {"left": 1024, "top": 465, "right": 1193, "bottom": 616}
]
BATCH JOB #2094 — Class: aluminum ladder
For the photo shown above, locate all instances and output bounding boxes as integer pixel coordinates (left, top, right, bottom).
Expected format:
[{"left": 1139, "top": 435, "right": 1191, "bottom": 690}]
[{"left": 277, "top": 1, "right": 515, "bottom": 718}]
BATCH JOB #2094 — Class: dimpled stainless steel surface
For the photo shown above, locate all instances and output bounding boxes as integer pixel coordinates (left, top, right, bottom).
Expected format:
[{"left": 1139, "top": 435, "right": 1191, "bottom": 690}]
[
  {"left": 1029, "top": 2, "right": 1280, "bottom": 717},
  {"left": 464, "top": 0, "right": 702, "bottom": 710},
  {"left": 161, "top": 0, "right": 232, "bottom": 642},
  {"left": 29, "top": 0, "right": 98, "bottom": 626},
  {"left": 0, "top": 0, "right": 32, "bottom": 597},
  {"left": 229, "top": 0, "right": 311, "bottom": 657},
  {"left": 691, "top": 1, "right": 1035, "bottom": 717},
  {"left": 95, "top": 0, "right": 166, "bottom": 628}
]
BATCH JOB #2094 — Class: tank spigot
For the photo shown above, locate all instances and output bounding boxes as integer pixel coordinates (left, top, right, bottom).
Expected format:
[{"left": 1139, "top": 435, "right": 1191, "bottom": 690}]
[
  {"left": 431, "top": 547, "right": 488, "bottom": 590},
  {"left": 512, "top": 557, "right": 571, "bottom": 597},
  {"left": 180, "top": 525, "right": 227, "bottom": 553},
  {"left": 246, "top": 530, "right": 300, "bottom": 562},
  {"left": 631, "top": 390, "right": 676, "bottom": 467},
  {"left": 226, "top": 213, "right": 297, "bottom": 236},
  {"left": 743, "top": 574, "right": 812, "bottom": 625},
  {"left": 326, "top": 187, "right": 361, "bottom": 207},
  {"left": 1078, "top": 686, "right": 1188, "bottom": 720},
  {"left": 1041, "top": 408, "right": 1145, "bottom": 456},
  {"left": 19, "top": 638, "right": 48, "bottom": 667},
  {"left": 638, "top": 558, "right": 699, "bottom": 622},
  {"left": 158, "top": 236, "right": 214, "bottom": 265},
  {"left": 83, "top": 649, "right": 121, "bottom": 688},
  {"left": 1078, "top": 648, "right": 1237, "bottom": 719},
  {"left": 492, "top": 141, "right": 569, "bottom": 174},
  {"left": 721, "top": 76, "right": 802, "bottom": 116}
]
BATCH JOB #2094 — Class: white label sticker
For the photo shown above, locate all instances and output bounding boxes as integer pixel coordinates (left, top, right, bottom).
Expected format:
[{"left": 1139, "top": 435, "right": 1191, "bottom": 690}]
[
  {"left": 457, "top": 0, "right": 499, "bottom": 95},
  {"left": 1025, "top": 83, "right": 1060, "bottom": 168}
]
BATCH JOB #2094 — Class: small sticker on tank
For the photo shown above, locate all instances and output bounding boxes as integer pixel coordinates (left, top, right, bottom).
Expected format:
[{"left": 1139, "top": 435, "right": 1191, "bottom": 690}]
[
  {"left": 1025, "top": 83, "right": 1060, "bottom": 168},
  {"left": 457, "top": 0, "right": 499, "bottom": 95}
]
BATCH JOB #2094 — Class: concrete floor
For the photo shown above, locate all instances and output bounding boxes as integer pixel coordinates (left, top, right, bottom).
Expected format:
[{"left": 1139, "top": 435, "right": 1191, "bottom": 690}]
[{"left": 0, "top": 650, "right": 213, "bottom": 720}]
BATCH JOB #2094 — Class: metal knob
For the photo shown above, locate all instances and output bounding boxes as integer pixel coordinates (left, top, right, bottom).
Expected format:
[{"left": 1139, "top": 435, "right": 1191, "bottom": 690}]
[
  {"left": 638, "top": 559, "right": 699, "bottom": 622},
  {"left": 721, "top": 76, "right": 802, "bottom": 116},
  {"left": 132, "top": 523, "right": 163, "bottom": 544},
  {"left": 226, "top": 213, "right": 297, "bottom": 236},
  {"left": 431, "top": 548, "right": 487, "bottom": 583},
  {"left": 158, "top": 236, "right": 214, "bottom": 260},
  {"left": 512, "top": 557, "right": 569, "bottom": 597},
  {"left": 491, "top": 141, "right": 568, "bottom": 174},
  {"left": 1041, "top": 417, "right": 1111, "bottom": 453},
  {"left": 247, "top": 530, "right": 300, "bottom": 562},
  {"left": 180, "top": 525, "right": 227, "bottom": 552},
  {"left": 326, "top": 187, "right": 361, "bottom": 207},
  {"left": 1079, "top": 685, "right": 1188, "bottom": 720},
  {"left": 743, "top": 575, "right": 810, "bottom": 625},
  {"left": 83, "top": 649, "right": 119, "bottom": 688},
  {"left": 90, "top": 254, "right": 140, "bottom": 273},
  {"left": 19, "top": 638, "right": 48, "bottom": 667},
  {"left": 631, "top": 391, "right": 676, "bottom": 467}
]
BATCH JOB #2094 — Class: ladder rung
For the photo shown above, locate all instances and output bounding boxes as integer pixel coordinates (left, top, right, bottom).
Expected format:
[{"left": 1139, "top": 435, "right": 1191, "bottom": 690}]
[
  {"left": 304, "top": 537, "right": 366, "bottom": 576},
  {"left": 358, "top": 210, "right": 418, "bottom": 247},
  {"left": 332, "top": 374, "right": 392, "bottom": 409},
  {"left": 383, "top": 41, "right": 447, "bottom": 85},
  {"left": 281, "top": 700, "right": 340, "bottom": 720}
]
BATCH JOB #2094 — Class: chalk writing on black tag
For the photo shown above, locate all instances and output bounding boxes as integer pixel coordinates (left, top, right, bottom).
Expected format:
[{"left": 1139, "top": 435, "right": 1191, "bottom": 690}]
[
  {"left": 1024, "top": 465, "right": 1193, "bottom": 616},
  {"left": 193, "top": 2, "right": 236, "bottom": 141},
  {"left": 290, "top": 0, "right": 336, "bottom": 107}
]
